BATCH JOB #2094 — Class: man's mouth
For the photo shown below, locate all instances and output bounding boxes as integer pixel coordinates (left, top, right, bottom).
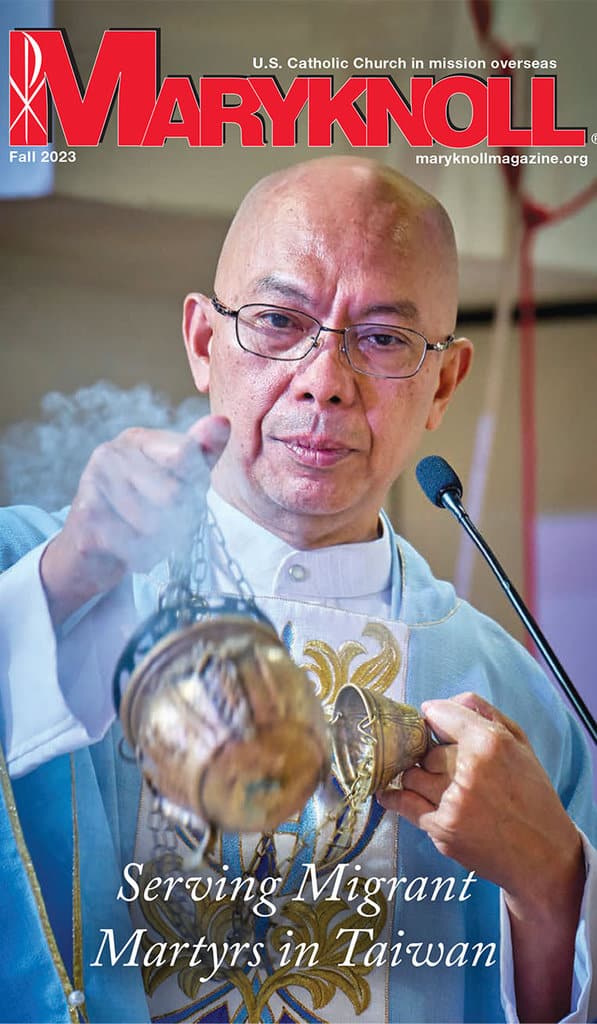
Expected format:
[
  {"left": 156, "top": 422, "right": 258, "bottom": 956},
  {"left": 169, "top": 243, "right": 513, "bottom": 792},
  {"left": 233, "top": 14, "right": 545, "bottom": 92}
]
[{"left": 275, "top": 435, "right": 356, "bottom": 468}]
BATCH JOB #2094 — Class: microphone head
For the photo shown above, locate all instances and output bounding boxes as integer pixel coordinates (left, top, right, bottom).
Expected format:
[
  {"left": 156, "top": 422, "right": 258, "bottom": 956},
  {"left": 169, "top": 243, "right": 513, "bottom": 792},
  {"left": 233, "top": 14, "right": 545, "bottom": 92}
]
[{"left": 416, "top": 455, "right": 463, "bottom": 508}]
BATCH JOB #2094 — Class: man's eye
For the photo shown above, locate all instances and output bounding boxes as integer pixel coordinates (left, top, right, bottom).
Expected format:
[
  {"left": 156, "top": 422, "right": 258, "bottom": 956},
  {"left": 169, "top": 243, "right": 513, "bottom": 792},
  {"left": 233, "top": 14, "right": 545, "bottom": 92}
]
[
  {"left": 253, "top": 310, "right": 303, "bottom": 332},
  {"left": 265, "top": 312, "right": 294, "bottom": 329},
  {"left": 361, "top": 331, "right": 410, "bottom": 349}
]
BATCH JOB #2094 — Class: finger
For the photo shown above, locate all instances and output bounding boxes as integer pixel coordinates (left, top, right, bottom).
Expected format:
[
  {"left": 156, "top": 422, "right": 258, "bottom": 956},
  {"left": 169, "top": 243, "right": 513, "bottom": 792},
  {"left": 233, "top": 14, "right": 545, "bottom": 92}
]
[
  {"left": 89, "top": 447, "right": 194, "bottom": 540},
  {"left": 420, "top": 699, "right": 482, "bottom": 744},
  {"left": 401, "top": 765, "right": 448, "bottom": 807},
  {"left": 78, "top": 479, "right": 174, "bottom": 566},
  {"left": 118, "top": 427, "right": 209, "bottom": 483},
  {"left": 450, "top": 691, "right": 527, "bottom": 742},
  {"left": 106, "top": 444, "right": 197, "bottom": 511},
  {"left": 421, "top": 742, "right": 457, "bottom": 775},
  {"left": 450, "top": 691, "right": 496, "bottom": 721},
  {"left": 186, "top": 415, "right": 231, "bottom": 468},
  {"left": 421, "top": 697, "right": 520, "bottom": 746},
  {"left": 76, "top": 484, "right": 192, "bottom": 574},
  {"left": 376, "top": 787, "right": 437, "bottom": 828},
  {"left": 72, "top": 485, "right": 144, "bottom": 563}
]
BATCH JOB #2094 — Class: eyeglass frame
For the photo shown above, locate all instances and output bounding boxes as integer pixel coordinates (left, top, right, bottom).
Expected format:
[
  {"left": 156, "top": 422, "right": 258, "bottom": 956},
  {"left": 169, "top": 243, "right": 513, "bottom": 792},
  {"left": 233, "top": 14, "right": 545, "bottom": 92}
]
[{"left": 211, "top": 296, "right": 456, "bottom": 380}]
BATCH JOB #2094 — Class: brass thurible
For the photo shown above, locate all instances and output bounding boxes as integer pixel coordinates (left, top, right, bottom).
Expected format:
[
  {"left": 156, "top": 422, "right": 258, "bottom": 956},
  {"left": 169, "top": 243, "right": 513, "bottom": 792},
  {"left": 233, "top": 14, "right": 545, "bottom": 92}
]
[{"left": 119, "top": 616, "right": 331, "bottom": 835}]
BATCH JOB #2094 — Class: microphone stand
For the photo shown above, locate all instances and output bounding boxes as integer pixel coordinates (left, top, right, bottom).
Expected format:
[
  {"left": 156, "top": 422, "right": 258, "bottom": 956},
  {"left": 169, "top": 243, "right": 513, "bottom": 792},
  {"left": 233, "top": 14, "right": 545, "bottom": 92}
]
[{"left": 441, "top": 488, "right": 597, "bottom": 745}]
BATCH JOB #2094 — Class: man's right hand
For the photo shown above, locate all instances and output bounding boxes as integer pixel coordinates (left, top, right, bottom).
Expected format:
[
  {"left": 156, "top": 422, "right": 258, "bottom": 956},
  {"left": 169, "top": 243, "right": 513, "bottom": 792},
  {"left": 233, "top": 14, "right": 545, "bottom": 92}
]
[{"left": 40, "top": 414, "right": 231, "bottom": 626}]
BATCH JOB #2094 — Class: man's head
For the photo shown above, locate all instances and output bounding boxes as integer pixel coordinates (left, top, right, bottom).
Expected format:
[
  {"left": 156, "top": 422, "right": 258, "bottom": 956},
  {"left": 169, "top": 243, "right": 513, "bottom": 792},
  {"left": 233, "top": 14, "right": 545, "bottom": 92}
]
[{"left": 183, "top": 157, "right": 473, "bottom": 548}]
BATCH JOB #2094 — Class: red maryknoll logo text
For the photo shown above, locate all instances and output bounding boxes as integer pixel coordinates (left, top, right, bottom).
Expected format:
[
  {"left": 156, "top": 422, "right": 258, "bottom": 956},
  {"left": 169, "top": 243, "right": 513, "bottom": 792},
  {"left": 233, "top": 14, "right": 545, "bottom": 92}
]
[{"left": 9, "top": 29, "right": 587, "bottom": 148}]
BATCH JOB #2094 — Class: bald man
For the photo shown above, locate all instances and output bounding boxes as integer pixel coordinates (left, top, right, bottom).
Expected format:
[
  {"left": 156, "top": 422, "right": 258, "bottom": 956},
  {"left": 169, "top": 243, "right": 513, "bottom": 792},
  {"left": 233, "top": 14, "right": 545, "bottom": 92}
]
[{"left": 0, "top": 159, "right": 594, "bottom": 1024}]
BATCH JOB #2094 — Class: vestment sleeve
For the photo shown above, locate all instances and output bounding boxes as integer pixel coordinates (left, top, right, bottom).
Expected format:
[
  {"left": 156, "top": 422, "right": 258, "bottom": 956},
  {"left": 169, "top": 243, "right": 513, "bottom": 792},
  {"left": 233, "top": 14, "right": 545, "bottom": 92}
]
[
  {"left": 0, "top": 538, "right": 137, "bottom": 777},
  {"left": 499, "top": 830, "right": 596, "bottom": 1022}
]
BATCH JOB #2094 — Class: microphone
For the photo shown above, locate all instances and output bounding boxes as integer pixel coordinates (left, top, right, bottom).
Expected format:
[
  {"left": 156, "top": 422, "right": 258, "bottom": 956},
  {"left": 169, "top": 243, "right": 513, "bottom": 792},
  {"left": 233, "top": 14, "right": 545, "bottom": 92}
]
[
  {"left": 416, "top": 455, "right": 596, "bottom": 745},
  {"left": 416, "top": 455, "right": 463, "bottom": 510}
]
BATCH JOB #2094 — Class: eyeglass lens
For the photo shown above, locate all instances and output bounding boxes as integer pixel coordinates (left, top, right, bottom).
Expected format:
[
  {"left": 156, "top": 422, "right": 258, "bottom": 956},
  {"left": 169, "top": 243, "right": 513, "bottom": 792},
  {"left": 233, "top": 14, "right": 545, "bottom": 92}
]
[{"left": 236, "top": 305, "right": 426, "bottom": 378}]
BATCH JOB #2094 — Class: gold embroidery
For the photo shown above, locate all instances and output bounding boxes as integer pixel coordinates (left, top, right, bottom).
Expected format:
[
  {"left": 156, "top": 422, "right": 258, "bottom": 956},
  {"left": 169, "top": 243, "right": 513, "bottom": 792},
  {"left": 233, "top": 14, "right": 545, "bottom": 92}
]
[
  {"left": 70, "top": 758, "right": 87, "bottom": 1020},
  {"left": 301, "top": 623, "right": 402, "bottom": 707},
  {"left": 256, "top": 880, "right": 387, "bottom": 1020},
  {"left": 138, "top": 858, "right": 386, "bottom": 1021}
]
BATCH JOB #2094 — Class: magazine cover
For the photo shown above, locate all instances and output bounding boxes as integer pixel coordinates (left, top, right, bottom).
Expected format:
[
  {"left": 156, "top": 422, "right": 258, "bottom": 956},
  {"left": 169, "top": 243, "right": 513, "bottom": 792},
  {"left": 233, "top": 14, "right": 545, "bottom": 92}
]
[{"left": 0, "top": 2, "right": 596, "bottom": 1023}]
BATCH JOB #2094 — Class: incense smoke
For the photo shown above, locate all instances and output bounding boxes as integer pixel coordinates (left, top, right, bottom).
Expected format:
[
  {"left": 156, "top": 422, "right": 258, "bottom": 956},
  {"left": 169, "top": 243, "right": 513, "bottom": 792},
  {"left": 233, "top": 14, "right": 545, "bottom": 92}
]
[{"left": 0, "top": 381, "right": 208, "bottom": 510}]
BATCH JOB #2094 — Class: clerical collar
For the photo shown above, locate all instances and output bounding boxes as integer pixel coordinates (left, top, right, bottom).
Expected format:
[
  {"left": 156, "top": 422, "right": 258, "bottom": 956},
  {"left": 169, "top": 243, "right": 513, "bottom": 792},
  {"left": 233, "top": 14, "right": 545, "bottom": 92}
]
[{"left": 206, "top": 489, "right": 393, "bottom": 602}]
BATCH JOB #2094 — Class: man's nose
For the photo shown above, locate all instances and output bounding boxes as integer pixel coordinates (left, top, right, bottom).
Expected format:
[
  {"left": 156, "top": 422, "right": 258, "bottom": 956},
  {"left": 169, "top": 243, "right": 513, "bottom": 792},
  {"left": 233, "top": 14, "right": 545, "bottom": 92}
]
[{"left": 290, "top": 328, "right": 357, "bottom": 405}]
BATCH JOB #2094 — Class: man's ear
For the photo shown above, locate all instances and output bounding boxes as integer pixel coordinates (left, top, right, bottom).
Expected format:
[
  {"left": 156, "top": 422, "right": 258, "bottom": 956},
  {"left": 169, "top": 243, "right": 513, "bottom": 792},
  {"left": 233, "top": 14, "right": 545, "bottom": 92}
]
[
  {"left": 182, "top": 293, "right": 213, "bottom": 393},
  {"left": 426, "top": 337, "right": 474, "bottom": 432}
]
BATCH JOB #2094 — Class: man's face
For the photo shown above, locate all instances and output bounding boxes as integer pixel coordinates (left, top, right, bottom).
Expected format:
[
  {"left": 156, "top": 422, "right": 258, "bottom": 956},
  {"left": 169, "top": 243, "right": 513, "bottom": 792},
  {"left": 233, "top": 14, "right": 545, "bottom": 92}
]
[{"left": 185, "top": 176, "right": 470, "bottom": 547}]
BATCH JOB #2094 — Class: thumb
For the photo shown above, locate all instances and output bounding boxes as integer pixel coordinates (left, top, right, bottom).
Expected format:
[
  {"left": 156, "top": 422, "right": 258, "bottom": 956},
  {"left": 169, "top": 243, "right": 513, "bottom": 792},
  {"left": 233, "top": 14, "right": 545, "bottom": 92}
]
[{"left": 187, "top": 415, "right": 231, "bottom": 468}]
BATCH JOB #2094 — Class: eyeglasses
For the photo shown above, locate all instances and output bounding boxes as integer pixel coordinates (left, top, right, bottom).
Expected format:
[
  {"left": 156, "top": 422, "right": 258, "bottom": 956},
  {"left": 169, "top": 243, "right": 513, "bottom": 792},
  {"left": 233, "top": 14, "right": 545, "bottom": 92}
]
[{"left": 211, "top": 297, "right": 455, "bottom": 380}]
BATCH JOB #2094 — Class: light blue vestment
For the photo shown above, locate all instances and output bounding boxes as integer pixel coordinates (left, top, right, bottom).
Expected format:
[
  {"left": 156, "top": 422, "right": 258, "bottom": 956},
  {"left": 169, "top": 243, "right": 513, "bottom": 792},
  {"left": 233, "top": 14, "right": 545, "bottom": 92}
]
[
  {"left": 0, "top": 508, "right": 148, "bottom": 1022},
  {"left": 0, "top": 505, "right": 594, "bottom": 1023}
]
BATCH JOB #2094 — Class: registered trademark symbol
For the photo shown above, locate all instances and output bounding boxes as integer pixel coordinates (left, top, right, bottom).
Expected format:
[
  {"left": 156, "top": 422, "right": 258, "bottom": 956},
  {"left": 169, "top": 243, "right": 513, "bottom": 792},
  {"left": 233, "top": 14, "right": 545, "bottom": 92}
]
[{"left": 591, "top": 132, "right": 597, "bottom": 144}]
